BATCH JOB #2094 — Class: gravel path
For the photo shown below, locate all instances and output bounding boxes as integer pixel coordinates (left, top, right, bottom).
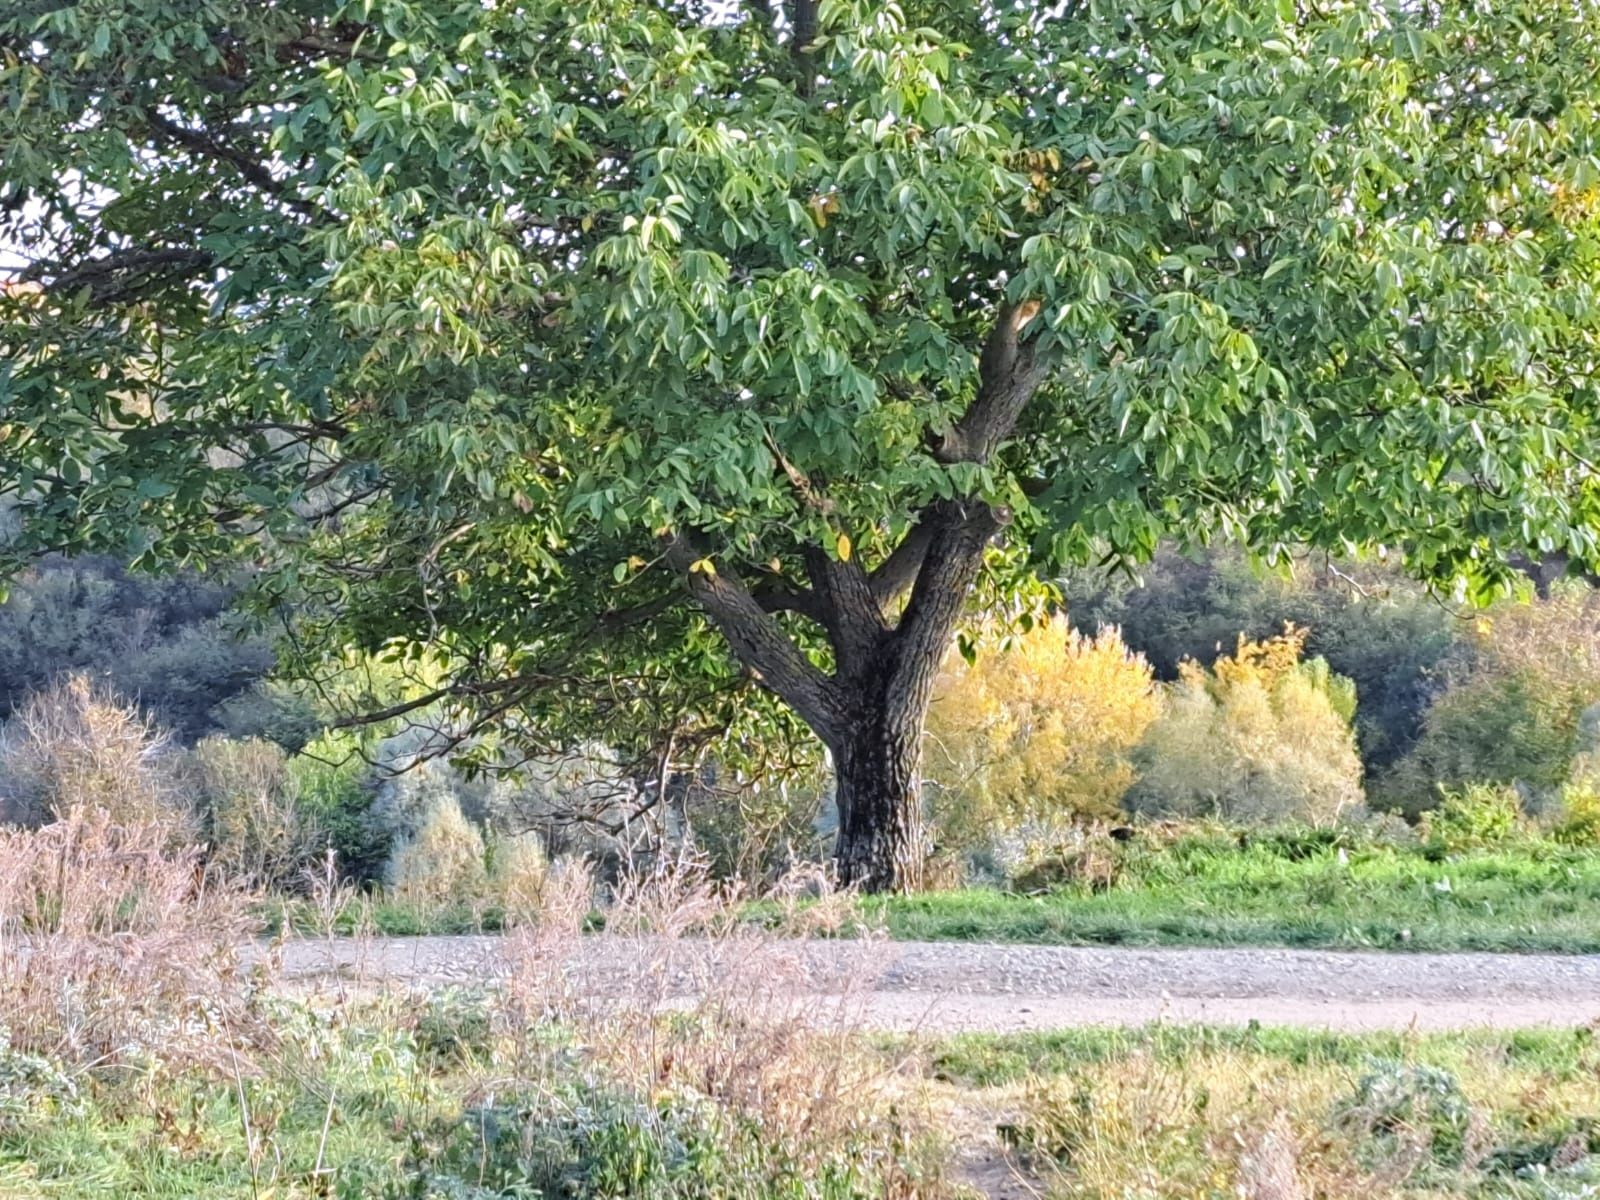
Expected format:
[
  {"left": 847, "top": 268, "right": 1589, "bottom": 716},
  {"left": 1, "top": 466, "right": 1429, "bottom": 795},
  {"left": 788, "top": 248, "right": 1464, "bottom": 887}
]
[{"left": 271, "top": 936, "right": 1600, "bottom": 1032}]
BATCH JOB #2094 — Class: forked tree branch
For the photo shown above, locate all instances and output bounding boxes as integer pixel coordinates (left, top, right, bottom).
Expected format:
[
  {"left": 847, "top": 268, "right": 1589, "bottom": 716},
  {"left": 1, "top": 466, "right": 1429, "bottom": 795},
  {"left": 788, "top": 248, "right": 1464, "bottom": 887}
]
[{"left": 664, "top": 534, "right": 846, "bottom": 739}]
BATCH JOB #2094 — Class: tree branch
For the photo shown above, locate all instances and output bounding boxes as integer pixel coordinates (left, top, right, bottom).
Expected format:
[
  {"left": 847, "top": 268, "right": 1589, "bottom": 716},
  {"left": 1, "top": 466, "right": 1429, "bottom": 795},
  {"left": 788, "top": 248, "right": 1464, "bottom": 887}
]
[
  {"left": 20, "top": 246, "right": 215, "bottom": 304},
  {"left": 145, "top": 111, "right": 322, "bottom": 222},
  {"left": 887, "top": 500, "right": 1007, "bottom": 723},
  {"left": 934, "top": 300, "right": 1051, "bottom": 464},
  {"left": 867, "top": 517, "right": 939, "bottom": 613},
  {"left": 803, "top": 545, "right": 890, "bottom": 665},
  {"left": 665, "top": 535, "right": 845, "bottom": 739}
]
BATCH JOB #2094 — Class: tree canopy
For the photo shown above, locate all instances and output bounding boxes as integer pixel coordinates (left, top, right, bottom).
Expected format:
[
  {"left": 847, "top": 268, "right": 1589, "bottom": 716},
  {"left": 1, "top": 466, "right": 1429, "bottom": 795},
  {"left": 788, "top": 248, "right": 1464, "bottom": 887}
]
[{"left": 4, "top": 0, "right": 1599, "bottom": 887}]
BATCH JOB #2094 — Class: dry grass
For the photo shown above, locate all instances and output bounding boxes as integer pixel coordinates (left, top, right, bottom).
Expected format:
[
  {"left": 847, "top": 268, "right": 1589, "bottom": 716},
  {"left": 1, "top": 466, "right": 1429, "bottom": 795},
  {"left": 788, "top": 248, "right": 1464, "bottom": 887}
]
[
  {"left": 484, "top": 852, "right": 946, "bottom": 1193},
  {"left": 991, "top": 1039, "right": 1600, "bottom": 1200},
  {"left": 0, "top": 675, "right": 184, "bottom": 829},
  {"left": 0, "top": 806, "right": 258, "bottom": 1072}
]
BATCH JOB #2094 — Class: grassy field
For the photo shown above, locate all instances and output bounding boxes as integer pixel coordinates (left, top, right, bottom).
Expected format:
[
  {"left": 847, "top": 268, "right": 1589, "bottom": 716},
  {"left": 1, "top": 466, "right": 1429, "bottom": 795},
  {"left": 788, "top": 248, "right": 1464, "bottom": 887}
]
[
  {"left": 932, "top": 1023, "right": 1600, "bottom": 1198},
  {"left": 273, "top": 833, "right": 1600, "bottom": 955},
  {"left": 870, "top": 838, "right": 1600, "bottom": 953}
]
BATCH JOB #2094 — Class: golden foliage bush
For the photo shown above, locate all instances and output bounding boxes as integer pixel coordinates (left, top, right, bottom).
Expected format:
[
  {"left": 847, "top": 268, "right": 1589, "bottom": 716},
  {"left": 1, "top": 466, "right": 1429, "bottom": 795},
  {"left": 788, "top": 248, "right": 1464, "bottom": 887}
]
[
  {"left": 1127, "top": 628, "right": 1365, "bottom": 826},
  {"left": 925, "top": 620, "right": 1158, "bottom": 845},
  {"left": 384, "top": 794, "right": 488, "bottom": 905}
]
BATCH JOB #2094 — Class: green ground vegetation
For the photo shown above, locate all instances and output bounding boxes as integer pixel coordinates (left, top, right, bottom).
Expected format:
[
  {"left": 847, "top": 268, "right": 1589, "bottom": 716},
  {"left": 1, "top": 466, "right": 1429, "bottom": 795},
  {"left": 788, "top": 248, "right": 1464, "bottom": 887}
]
[{"left": 5, "top": 1009, "right": 1599, "bottom": 1199}]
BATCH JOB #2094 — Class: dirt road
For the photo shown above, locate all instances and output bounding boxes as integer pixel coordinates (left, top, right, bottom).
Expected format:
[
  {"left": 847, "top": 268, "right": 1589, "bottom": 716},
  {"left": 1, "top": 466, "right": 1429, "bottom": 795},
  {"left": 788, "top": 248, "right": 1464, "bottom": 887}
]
[{"left": 271, "top": 935, "right": 1600, "bottom": 1032}]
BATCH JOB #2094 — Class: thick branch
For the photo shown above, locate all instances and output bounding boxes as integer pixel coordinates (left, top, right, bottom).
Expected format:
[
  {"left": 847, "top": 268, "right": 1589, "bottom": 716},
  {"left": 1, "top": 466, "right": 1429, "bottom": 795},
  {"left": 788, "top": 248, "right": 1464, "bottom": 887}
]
[
  {"left": 867, "top": 517, "right": 938, "bottom": 613},
  {"left": 145, "top": 111, "right": 322, "bottom": 221},
  {"left": 21, "top": 246, "right": 215, "bottom": 303},
  {"left": 665, "top": 536, "right": 845, "bottom": 739},
  {"left": 803, "top": 546, "right": 890, "bottom": 665},
  {"left": 887, "top": 500, "right": 1006, "bottom": 724},
  {"left": 934, "top": 300, "right": 1051, "bottom": 464}
]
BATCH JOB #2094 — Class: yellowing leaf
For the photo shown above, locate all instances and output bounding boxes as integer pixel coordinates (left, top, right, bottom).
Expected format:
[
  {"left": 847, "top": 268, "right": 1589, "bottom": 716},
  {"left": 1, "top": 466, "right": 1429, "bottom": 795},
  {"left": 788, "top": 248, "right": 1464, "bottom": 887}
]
[
  {"left": 689, "top": 557, "right": 716, "bottom": 576},
  {"left": 835, "top": 532, "right": 852, "bottom": 561}
]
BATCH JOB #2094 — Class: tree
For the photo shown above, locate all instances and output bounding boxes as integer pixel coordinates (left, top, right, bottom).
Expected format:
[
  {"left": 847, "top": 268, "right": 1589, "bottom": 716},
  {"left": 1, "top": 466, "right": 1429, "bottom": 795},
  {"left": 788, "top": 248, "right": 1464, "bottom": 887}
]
[{"left": 3, "top": 0, "right": 1598, "bottom": 890}]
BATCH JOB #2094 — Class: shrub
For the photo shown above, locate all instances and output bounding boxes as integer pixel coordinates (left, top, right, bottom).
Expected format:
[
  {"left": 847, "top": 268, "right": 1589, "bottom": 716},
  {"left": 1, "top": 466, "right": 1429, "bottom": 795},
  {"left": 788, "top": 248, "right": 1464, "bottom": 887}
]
[
  {"left": 212, "top": 680, "right": 324, "bottom": 752},
  {"left": 0, "top": 675, "right": 183, "bottom": 828},
  {"left": 684, "top": 767, "right": 830, "bottom": 883},
  {"left": 1126, "top": 628, "right": 1365, "bottom": 826},
  {"left": 190, "top": 735, "right": 320, "bottom": 887},
  {"left": 1552, "top": 779, "right": 1600, "bottom": 848},
  {"left": 486, "top": 831, "right": 548, "bottom": 924},
  {"left": 285, "top": 731, "right": 389, "bottom": 883},
  {"left": 385, "top": 795, "right": 489, "bottom": 906},
  {"left": 1423, "top": 783, "right": 1528, "bottom": 853},
  {"left": 924, "top": 620, "right": 1159, "bottom": 846},
  {"left": 0, "top": 1033, "right": 82, "bottom": 1132},
  {"left": 1336, "top": 1059, "right": 1480, "bottom": 1169},
  {"left": 1386, "top": 584, "right": 1600, "bottom": 813}
]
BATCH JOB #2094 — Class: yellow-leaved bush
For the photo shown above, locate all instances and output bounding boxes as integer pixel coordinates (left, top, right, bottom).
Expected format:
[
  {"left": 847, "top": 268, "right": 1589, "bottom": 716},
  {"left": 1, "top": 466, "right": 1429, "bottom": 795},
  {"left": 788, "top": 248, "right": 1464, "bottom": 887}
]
[
  {"left": 924, "top": 620, "right": 1159, "bottom": 848},
  {"left": 1127, "top": 627, "right": 1364, "bottom": 826}
]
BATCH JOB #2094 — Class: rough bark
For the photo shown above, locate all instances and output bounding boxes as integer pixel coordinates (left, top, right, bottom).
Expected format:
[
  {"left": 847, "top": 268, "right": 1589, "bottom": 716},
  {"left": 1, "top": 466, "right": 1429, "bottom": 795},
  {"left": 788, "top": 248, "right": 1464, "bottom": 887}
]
[
  {"left": 830, "top": 501, "right": 1005, "bottom": 890},
  {"left": 831, "top": 674, "right": 928, "bottom": 892}
]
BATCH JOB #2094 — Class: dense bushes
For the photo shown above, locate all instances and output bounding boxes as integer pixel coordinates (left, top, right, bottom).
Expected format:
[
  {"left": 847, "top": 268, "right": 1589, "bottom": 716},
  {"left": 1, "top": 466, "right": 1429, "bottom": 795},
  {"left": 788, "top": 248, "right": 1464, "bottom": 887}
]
[
  {"left": 0, "top": 674, "right": 603, "bottom": 915},
  {"left": 1126, "top": 629, "right": 1365, "bottom": 827},
  {"left": 1385, "top": 584, "right": 1600, "bottom": 814},
  {"left": 1068, "top": 549, "right": 1456, "bottom": 770},
  {"left": 925, "top": 621, "right": 1159, "bottom": 842},
  {"left": 0, "top": 556, "right": 275, "bottom": 744}
]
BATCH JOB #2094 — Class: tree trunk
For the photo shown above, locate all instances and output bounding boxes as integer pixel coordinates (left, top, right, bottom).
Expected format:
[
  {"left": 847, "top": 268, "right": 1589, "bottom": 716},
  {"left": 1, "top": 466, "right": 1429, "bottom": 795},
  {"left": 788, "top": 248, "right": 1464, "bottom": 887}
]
[{"left": 831, "top": 702, "right": 927, "bottom": 893}]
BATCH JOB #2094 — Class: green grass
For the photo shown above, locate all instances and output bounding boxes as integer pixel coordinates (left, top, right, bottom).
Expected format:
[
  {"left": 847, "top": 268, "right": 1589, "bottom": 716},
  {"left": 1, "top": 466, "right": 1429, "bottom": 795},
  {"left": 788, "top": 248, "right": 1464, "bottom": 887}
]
[
  {"left": 261, "top": 833, "right": 1600, "bottom": 954},
  {"left": 869, "top": 837, "right": 1600, "bottom": 953},
  {"left": 917, "top": 1023, "right": 1600, "bottom": 1088}
]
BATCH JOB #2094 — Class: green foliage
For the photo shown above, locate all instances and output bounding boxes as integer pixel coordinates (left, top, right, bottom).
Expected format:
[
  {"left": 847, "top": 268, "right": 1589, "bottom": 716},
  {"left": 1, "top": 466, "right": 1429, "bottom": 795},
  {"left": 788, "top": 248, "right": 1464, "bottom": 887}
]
[
  {"left": 285, "top": 731, "right": 390, "bottom": 883},
  {"left": 0, "top": 558, "right": 274, "bottom": 745},
  {"left": 1552, "top": 779, "right": 1600, "bottom": 848},
  {"left": 4, "top": 0, "right": 1599, "bottom": 839},
  {"left": 1387, "top": 586, "right": 1600, "bottom": 813},
  {"left": 1127, "top": 631, "right": 1366, "bottom": 826},
  {"left": 1423, "top": 783, "right": 1528, "bottom": 854}
]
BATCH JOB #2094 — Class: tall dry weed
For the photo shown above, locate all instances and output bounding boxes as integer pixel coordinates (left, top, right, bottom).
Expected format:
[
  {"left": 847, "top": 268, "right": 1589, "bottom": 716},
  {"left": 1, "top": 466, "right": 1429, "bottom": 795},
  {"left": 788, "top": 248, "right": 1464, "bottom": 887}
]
[
  {"left": 0, "top": 806, "right": 258, "bottom": 1071},
  {"left": 498, "top": 851, "right": 906, "bottom": 1154},
  {"left": 0, "top": 674, "right": 184, "bottom": 828}
]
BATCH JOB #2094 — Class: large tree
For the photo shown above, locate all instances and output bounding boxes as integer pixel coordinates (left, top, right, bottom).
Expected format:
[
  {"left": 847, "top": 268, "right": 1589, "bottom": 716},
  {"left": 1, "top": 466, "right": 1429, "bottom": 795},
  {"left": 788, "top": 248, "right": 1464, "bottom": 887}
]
[{"left": 3, "top": 0, "right": 1599, "bottom": 889}]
